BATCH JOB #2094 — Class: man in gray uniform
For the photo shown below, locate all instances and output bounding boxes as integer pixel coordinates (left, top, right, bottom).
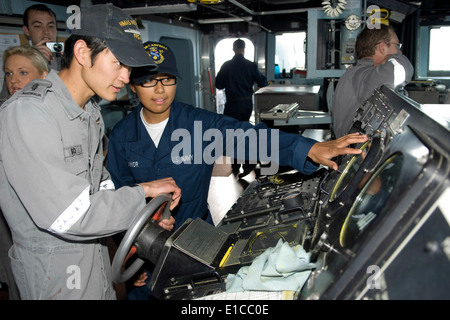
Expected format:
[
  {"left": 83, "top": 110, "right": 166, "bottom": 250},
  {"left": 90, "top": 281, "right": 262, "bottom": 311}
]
[
  {"left": 332, "top": 24, "right": 414, "bottom": 138},
  {"left": 0, "top": 4, "right": 181, "bottom": 300}
]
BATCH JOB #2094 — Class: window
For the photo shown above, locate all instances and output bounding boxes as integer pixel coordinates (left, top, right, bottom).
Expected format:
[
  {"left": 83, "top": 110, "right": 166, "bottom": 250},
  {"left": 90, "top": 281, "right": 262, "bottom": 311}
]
[
  {"left": 417, "top": 24, "right": 450, "bottom": 79},
  {"left": 429, "top": 26, "right": 450, "bottom": 73},
  {"left": 214, "top": 38, "right": 255, "bottom": 75},
  {"left": 275, "top": 32, "right": 306, "bottom": 75}
]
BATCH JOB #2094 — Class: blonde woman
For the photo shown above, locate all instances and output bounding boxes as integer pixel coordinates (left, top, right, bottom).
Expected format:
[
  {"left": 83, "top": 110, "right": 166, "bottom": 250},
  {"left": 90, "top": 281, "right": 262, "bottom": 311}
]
[
  {"left": 0, "top": 44, "right": 48, "bottom": 300},
  {"left": 2, "top": 44, "right": 49, "bottom": 98}
]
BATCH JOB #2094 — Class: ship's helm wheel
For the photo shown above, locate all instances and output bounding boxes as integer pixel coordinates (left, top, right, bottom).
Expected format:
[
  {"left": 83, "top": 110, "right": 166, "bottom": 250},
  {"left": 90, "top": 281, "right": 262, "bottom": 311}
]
[{"left": 112, "top": 193, "right": 172, "bottom": 284}]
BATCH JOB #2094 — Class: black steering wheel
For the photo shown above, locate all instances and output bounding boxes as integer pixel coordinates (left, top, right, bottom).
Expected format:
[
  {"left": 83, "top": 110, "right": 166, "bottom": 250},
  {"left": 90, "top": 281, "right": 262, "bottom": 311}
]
[{"left": 112, "top": 193, "right": 172, "bottom": 284}]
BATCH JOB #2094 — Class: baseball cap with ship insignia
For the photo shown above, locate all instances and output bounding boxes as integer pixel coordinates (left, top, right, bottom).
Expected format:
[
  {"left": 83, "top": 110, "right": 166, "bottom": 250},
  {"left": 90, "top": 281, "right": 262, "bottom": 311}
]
[
  {"left": 70, "top": 4, "right": 157, "bottom": 69},
  {"left": 130, "top": 41, "right": 183, "bottom": 85}
]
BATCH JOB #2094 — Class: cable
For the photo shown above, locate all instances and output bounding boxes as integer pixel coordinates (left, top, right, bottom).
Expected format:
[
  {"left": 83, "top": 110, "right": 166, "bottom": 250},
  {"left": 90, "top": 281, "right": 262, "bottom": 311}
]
[{"left": 322, "top": 0, "right": 347, "bottom": 18}]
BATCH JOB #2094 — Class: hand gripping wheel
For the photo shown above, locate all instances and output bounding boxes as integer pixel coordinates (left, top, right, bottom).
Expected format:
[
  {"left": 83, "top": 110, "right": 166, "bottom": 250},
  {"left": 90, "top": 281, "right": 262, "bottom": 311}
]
[{"left": 112, "top": 193, "right": 172, "bottom": 284}]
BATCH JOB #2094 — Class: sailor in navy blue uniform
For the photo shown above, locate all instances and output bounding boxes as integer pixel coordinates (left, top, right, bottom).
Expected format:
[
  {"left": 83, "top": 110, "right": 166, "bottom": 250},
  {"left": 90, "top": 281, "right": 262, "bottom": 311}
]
[
  {"left": 215, "top": 38, "right": 268, "bottom": 122},
  {"left": 215, "top": 39, "right": 268, "bottom": 176},
  {"left": 106, "top": 41, "right": 367, "bottom": 298},
  {"left": 107, "top": 41, "right": 368, "bottom": 230}
]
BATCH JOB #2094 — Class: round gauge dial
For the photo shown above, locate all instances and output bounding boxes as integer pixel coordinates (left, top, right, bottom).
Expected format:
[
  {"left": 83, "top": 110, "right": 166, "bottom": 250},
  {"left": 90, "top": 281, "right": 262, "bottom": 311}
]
[
  {"left": 329, "top": 140, "right": 371, "bottom": 202},
  {"left": 345, "top": 14, "right": 362, "bottom": 31},
  {"left": 339, "top": 153, "right": 404, "bottom": 248}
]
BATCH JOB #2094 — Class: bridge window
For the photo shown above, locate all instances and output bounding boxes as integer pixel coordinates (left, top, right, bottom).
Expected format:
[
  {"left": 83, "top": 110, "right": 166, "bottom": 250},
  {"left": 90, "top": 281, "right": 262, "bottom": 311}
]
[
  {"left": 429, "top": 26, "right": 450, "bottom": 73},
  {"left": 214, "top": 37, "right": 255, "bottom": 75},
  {"left": 275, "top": 31, "right": 306, "bottom": 76},
  {"left": 418, "top": 25, "right": 450, "bottom": 79}
]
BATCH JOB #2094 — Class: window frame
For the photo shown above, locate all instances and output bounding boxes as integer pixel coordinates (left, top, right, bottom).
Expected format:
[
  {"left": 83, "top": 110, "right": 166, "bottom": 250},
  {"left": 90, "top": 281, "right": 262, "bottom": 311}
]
[{"left": 418, "top": 24, "right": 450, "bottom": 79}]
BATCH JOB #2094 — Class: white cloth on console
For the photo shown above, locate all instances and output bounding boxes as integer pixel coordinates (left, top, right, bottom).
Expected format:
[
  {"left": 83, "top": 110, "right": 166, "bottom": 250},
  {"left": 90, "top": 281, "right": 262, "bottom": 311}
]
[{"left": 226, "top": 239, "right": 315, "bottom": 292}]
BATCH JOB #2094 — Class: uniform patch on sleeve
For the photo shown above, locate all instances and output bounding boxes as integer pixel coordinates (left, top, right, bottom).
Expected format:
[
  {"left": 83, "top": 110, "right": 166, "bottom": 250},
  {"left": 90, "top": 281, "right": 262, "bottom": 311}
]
[{"left": 18, "top": 79, "right": 52, "bottom": 99}]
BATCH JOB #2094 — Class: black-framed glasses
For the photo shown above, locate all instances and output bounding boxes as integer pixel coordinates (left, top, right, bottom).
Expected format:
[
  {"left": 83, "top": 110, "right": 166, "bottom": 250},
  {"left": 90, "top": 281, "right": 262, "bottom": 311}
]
[{"left": 140, "top": 76, "right": 177, "bottom": 88}]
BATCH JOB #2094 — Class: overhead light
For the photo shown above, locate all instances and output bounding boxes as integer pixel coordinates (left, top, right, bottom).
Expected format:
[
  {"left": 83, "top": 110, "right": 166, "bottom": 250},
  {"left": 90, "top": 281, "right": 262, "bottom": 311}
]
[
  {"left": 389, "top": 10, "right": 406, "bottom": 23},
  {"left": 197, "top": 16, "right": 253, "bottom": 24},
  {"left": 123, "top": 3, "right": 197, "bottom": 15}
]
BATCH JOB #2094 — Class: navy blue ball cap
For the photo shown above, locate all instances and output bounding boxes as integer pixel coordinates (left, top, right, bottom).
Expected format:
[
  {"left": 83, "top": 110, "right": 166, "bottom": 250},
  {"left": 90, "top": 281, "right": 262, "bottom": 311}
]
[
  {"left": 70, "top": 4, "right": 156, "bottom": 68},
  {"left": 131, "top": 41, "right": 182, "bottom": 84}
]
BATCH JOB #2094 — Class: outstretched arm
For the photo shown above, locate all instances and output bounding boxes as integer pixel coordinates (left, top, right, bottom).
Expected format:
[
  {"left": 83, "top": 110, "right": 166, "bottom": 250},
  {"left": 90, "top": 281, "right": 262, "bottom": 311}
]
[{"left": 307, "top": 133, "right": 369, "bottom": 170}]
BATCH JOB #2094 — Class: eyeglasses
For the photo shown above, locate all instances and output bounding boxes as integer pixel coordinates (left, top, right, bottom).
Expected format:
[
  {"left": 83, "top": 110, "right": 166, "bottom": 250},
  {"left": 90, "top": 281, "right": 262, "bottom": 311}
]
[
  {"left": 140, "top": 77, "right": 177, "bottom": 88},
  {"left": 375, "top": 41, "right": 403, "bottom": 50},
  {"left": 389, "top": 42, "right": 402, "bottom": 50}
]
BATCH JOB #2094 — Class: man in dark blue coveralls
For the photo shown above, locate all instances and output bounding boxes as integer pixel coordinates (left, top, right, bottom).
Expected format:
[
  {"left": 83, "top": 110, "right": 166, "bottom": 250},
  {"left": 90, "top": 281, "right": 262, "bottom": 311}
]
[
  {"left": 106, "top": 41, "right": 368, "bottom": 299},
  {"left": 215, "top": 39, "right": 268, "bottom": 177}
]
